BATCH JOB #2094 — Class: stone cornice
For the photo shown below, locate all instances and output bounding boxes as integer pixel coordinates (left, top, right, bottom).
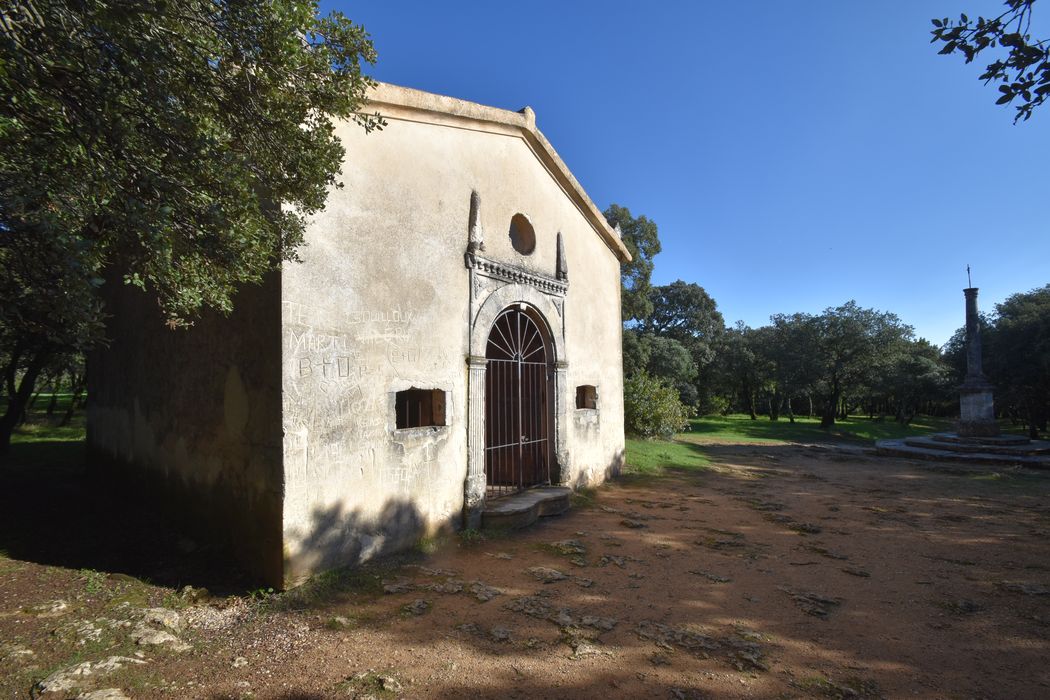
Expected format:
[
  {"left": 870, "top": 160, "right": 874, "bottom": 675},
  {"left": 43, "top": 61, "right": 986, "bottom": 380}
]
[{"left": 465, "top": 253, "right": 568, "bottom": 298}]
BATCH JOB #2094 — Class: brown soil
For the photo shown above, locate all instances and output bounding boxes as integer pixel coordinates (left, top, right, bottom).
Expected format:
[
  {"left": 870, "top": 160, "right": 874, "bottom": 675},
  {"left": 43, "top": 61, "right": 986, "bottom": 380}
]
[{"left": 3, "top": 444, "right": 1050, "bottom": 699}]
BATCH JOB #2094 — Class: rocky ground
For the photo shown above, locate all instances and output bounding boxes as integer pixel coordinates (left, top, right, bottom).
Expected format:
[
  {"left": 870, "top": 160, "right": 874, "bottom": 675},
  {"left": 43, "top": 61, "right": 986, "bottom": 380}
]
[{"left": 3, "top": 443, "right": 1050, "bottom": 699}]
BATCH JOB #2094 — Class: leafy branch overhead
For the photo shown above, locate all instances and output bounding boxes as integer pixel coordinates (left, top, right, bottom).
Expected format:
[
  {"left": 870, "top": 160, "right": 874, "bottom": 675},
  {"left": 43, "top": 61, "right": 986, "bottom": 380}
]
[
  {"left": 931, "top": 0, "right": 1050, "bottom": 121},
  {"left": 1, "top": 0, "right": 382, "bottom": 326},
  {"left": 0, "top": 0, "right": 381, "bottom": 453}
]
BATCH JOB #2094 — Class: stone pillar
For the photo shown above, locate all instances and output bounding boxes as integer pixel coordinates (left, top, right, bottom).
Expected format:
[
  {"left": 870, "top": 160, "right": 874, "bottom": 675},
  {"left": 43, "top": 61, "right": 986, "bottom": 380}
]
[
  {"left": 957, "top": 287, "right": 999, "bottom": 437},
  {"left": 463, "top": 355, "right": 488, "bottom": 528},
  {"left": 553, "top": 360, "right": 571, "bottom": 485},
  {"left": 963, "top": 288, "right": 984, "bottom": 380}
]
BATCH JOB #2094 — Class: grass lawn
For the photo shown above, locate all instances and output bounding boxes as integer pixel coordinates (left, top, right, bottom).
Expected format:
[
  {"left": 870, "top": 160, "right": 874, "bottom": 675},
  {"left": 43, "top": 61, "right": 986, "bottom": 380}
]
[
  {"left": 682, "top": 413, "right": 958, "bottom": 445},
  {"left": 622, "top": 436, "right": 712, "bottom": 475},
  {"left": 626, "top": 413, "right": 959, "bottom": 476},
  {"left": 2, "top": 396, "right": 86, "bottom": 470}
]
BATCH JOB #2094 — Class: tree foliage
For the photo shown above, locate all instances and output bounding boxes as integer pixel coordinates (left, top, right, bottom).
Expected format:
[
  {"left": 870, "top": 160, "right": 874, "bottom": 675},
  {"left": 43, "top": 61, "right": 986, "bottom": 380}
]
[
  {"left": 704, "top": 302, "right": 932, "bottom": 426},
  {"left": 641, "top": 280, "right": 724, "bottom": 365},
  {"left": 622, "top": 329, "right": 698, "bottom": 406},
  {"left": 985, "top": 285, "right": 1050, "bottom": 436},
  {"left": 0, "top": 0, "right": 380, "bottom": 452},
  {"left": 604, "top": 203, "right": 661, "bottom": 323},
  {"left": 931, "top": 0, "right": 1050, "bottom": 122},
  {"left": 808, "top": 302, "right": 914, "bottom": 427},
  {"left": 623, "top": 372, "right": 693, "bottom": 439}
]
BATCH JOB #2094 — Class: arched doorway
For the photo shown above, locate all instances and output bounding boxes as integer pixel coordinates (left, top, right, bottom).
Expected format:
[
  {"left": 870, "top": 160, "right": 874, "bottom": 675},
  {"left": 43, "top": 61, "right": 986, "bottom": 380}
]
[{"left": 485, "top": 305, "right": 553, "bottom": 497}]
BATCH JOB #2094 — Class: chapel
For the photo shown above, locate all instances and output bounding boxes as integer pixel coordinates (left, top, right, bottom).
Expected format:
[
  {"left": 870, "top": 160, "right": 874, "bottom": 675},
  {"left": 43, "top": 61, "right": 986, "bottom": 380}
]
[{"left": 88, "top": 84, "right": 630, "bottom": 587}]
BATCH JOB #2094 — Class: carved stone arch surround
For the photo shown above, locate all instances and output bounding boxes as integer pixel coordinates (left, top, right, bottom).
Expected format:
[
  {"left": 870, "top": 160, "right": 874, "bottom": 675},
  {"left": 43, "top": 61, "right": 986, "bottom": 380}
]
[
  {"left": 463, "top": 280, "right": 571, "bottom": 528},
  {"left": 469, "top": 284, "right": 565, "bottom": 362}
]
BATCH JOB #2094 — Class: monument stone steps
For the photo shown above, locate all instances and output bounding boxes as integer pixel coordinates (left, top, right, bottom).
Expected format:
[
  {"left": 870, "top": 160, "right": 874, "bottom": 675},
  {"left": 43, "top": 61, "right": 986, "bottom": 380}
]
[
  {"left": 876, "top": 438, "right": 1050, "bottom": 469},
  {"left": 902, "top": 434, "right": 1050, "bottom": 456}
]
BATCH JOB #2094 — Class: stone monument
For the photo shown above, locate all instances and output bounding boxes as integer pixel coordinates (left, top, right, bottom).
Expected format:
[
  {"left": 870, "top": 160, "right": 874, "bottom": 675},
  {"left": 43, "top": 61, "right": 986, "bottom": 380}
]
[
  {"left": 875, "top": 273, "right": 1050, "bottom": 468},
  {"left": 956, "top": 286, "right": 1000, "bottom": 437}
]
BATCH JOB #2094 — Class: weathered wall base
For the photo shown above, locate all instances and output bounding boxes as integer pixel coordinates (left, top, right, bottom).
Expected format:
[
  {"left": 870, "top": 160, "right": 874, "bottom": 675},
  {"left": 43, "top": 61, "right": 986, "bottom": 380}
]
[{"left": 87, "top": 273, "right": 284, "bottom": 587}]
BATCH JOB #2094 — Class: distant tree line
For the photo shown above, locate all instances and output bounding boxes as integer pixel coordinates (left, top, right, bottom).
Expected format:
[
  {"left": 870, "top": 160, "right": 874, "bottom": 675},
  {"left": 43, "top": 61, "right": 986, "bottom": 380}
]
[
  {"left": 706, "top": 307, "right": 951, "bottom": 428},
  {"left": 609, "top": 203, "right": 1049, "bottom": 439}
]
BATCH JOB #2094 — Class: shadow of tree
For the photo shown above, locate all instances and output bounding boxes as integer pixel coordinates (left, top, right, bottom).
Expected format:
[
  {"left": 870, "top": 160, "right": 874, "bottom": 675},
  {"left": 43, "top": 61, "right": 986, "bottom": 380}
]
[
  {"left": 207, "top": 447, "right": 1050, "bottom": 699},
  {"left": 0, "top": 439, "right": 255, "bottom": 593},
  {"left": 7, "top": 435, "right": 1050, "bottom": 699}
]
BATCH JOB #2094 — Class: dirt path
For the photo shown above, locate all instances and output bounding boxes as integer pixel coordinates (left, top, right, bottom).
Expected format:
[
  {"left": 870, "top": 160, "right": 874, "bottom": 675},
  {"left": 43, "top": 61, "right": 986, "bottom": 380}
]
[{"left": 3, "top": 445, "right": 1050, "bottom": 699}]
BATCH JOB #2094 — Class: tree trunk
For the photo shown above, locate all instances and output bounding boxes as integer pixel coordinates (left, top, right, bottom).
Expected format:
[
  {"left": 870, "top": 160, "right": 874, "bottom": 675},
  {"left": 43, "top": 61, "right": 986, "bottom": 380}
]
[
  {"left": 807, "top": 396, "right": 813, "bottom": 417},
  {"left": 3, "top": 346, "right": 22, "bottom": 401},
  {"left": 769, "top": 392, "right": 780, "bottom": 422},
  {"left": 821, "top": 386, "right": 840, "bottom": 428},
  {"left": 46, "top": 372, "right": 61, "bottom": 416},
  {"left": 0, "top": 353, "right": 48, "bottom": 456},
  {"left": 59, "top": 371, "right": 86, "bottom": 428},
  {"left": 786, "top": 397, "right": 795, "bottom": 423}
]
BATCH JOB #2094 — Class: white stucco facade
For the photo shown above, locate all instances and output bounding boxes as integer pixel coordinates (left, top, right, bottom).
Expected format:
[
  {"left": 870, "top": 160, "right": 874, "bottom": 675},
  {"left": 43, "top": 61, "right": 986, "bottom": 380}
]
[{"left": 89, "top": 83, "right": 629, "bottom": 587}]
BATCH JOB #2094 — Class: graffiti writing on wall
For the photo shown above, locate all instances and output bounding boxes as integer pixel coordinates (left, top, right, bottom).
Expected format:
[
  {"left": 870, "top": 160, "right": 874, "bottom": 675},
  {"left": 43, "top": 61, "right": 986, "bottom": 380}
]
[{"left": 280, "top": 300, "right": 460, "bottom": 505}]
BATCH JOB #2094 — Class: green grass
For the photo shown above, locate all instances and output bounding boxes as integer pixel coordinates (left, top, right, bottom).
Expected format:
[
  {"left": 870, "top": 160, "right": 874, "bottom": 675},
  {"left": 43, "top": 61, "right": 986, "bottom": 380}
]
[
  {"left": 682, "top": 414, "right": 958, "bottom": 445},
  {"left": 79, "top": 568, "right": 107, "bottom": 594},
  {"left": 626, "top": 414, "right": 967, "bottom": 476},
  {"left": 270, "top": 563, "right": 392, "bottom": 611},
  {"left": 625, "top": 436, "right": 712, "bottom": 475},
  {"left": 1, "top": 400, "right": 86, "bottom": 471}
]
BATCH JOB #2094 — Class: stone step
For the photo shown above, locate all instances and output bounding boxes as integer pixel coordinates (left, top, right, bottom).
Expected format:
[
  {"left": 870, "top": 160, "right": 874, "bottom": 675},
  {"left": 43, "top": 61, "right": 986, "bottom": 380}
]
[
  {"left": 875, "top": 439, "right": 1050, "bottom": 469},
  {"left": 929, "top": 432, "right": 1030, "bottom": 446},
  {"left": 482, "top": 486, "right": 571, "bottom": 530},
  {"left": 904, "top": 435, "right": 1050, "bottom": 456}
]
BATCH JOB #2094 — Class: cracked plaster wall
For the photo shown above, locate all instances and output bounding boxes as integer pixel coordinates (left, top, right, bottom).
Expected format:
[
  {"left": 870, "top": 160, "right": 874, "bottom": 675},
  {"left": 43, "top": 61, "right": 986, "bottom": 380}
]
[{"left": 281, "top": 111, "right": 625, "bottom": 582}]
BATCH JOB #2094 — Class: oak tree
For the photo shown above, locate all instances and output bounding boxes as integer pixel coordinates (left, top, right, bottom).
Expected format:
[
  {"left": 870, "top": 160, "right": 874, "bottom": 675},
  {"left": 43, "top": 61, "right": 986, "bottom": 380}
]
[
  {"left": 604, "top": 203, "right": 661, "bottom": 323},
  {"left": 0, "top": 0, "right": 382, "bottom": 452}
]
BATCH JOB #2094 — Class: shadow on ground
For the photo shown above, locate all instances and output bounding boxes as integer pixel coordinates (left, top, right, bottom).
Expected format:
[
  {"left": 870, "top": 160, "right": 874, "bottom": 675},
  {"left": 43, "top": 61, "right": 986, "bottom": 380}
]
[{"left": 0, "top": 438, "right": 254, "bottom": 594}]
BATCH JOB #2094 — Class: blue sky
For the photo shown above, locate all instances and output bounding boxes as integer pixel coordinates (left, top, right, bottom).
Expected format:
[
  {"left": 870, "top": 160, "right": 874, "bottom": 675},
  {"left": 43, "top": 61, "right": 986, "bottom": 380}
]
[{"left": 325, "top": 1, "right": 1048, "bottom": 346}]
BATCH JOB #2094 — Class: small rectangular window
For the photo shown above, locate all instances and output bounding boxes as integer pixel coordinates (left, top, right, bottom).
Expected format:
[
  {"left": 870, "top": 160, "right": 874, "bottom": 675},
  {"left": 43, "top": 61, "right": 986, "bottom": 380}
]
[
  {"left": 395, "top": 388, "right": 446, "bottom": 429},
  {"left": 575, "top": 385, "right": 598, "bottom": 410}
]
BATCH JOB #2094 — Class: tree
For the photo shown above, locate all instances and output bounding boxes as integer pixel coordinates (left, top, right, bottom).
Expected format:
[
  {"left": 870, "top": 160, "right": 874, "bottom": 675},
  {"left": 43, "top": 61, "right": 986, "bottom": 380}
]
[
  {"left": 641, "top": 280, "right": 724, "bottom": 368},
  {"left": 623, "top": 372, "right": 692, "bottom": 439},
  {"left": 943, "top": 287, "right": 1049, "bottom": 436},
  {"left": 0, "top": 0, "right": 381, "bottom": 453},
  {"left": 986, "top": 284, "right": 1050, "bottom": 437},
  {"left": 604, "top": 204, "right": 661, "bottom": 323},
  {"left": 875, "top": 339, "right": 951, "bottom": 424},
  {"left": 810, "top": 302, "right": 913, "bottom": 427},
  {"left": 621, "top": 329, "right": 698, "bottom": 406},
  {"left": 764, "top": 313, "right": 824, "bottom": 421},
  {"left": 621, "top": 328, "right": 652, "bottom": 377},
  {"left": 647, "top": 335, "right": 699, "bottom": 404},
  {"left": 711, "top": 323, "right": 763, "bottom": 420},
  {"left": 931, "top": 1, "right": 1050, "bottom": 122}
]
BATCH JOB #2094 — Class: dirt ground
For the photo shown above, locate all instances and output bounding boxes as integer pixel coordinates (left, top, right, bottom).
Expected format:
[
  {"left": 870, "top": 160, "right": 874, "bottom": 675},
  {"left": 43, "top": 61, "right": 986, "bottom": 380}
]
[{"left": 3, "top": 443, "right": 1050, "bottom": 699}]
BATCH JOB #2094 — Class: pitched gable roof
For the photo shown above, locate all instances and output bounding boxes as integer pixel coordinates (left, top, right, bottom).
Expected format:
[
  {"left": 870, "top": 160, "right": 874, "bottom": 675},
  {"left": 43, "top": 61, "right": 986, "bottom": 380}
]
[{"left": 364, "top": 83, "right": 632, "bottom": 263}]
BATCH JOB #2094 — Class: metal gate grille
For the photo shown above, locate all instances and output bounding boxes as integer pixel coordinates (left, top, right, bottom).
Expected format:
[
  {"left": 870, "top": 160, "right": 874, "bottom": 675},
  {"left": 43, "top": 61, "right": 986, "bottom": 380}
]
[{"left": 485, "top": 307, "right": 551, "bottom": 498}]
